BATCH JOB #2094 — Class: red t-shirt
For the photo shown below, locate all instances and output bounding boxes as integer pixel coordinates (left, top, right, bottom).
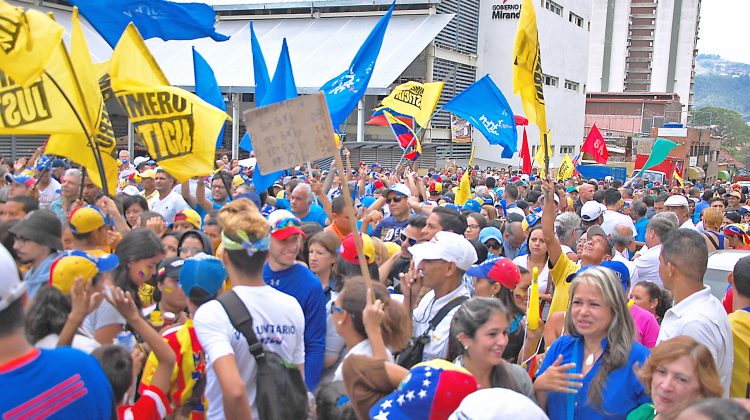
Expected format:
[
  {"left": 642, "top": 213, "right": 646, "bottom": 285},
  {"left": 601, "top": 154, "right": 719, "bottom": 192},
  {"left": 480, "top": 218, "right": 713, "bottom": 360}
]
[{"left": 117, "top": 384, "right": 171, "bottom": 420}]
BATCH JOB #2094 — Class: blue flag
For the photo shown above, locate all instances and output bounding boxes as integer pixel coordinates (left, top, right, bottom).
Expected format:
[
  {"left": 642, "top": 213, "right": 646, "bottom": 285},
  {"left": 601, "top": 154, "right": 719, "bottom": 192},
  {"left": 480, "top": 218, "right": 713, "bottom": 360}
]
[
  {"left": 249, "top": 39, "right": 299, "bottom": 193},
  {"left": 71, "top": 0, "right": 229, "bottom": 48},
  {"left": 320, "top": 1, "right": 394, "bottom": 130},
  {"left": 193, "top": 47, "right": 226, "bottom": 148},
  {"left": 444, "top": 75, "right": 518, "bottom": 159},
  {"left": 250, "top": 22, "right": 271, "bottom": 104}
]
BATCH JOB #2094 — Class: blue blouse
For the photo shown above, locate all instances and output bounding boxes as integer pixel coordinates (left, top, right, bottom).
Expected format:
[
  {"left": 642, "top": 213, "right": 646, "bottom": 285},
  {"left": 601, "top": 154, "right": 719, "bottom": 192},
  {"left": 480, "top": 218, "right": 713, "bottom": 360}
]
[{"left": 537, "top": 335, "right": 651, "bottom": 420}]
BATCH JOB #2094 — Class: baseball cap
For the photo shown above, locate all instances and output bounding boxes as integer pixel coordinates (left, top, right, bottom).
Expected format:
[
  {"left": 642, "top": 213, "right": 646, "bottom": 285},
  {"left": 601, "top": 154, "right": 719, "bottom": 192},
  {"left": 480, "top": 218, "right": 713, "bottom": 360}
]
[
  {"left": 388, "top": 183, "right": 411, "bottom": 197},
  {"left": 121, "top": 185, "right": 140, "bottom": 196},
  {"left": 49, "top": 250, "right": 119, "bottom": 295},
  {"left": 580, "top": 200, "right": 605, "bottom": 222},
  {"left": 725, "top": 212, "right": 742, "bottom": 224},
  {"left": 68, "top": 206, "right": 111, "bottom": 235},
  {"left": 429, "top": 182, "right": 443, "bottom": 194},
  {"left": 0, "top": 244, "right": 24, "bottom": 311},
  {"left": 267, "top": 209, "right": 305, "bottom": 240},
  {"left": 664, "top": 195, "right": 689, "bottom": 207},
  {"left": 462, "top": 199, "right": 482, "bottom": 213},
  {"left": 157, "top": 257, "right": 184, "bottom": 281},
  {"left": 566, "top": 186, "right": 578, "bottom": 193},
  {"left": 133, "top": 156, "right": 150, "bottom": 168},
  {"left": 408, "top": 231, "right": 478, "bottom": 271},
  {"left": 448, "top": 388, "right": 548, "bottom": 420},
  {"left": 586, "top": 225, "right": 615, "bottom": 257},
  {"left": 730, "top": 190, "right": 743, "bottom": 199},
  {"left": 369, "top": 359, "right": 478, "bottom": 420},
  {"left": 139, "top": 169, "right": 156, "bottom": 179},
  {"left": 174, "top": 209, "right": 201, "bottom": 230},
  {"left": 10, "top": 210, "right": 63, "bottom": 250},
  {"left": 478, "top": 227, "right": 503, "bottom": 245},
  {"left": 51, "top": 159, "right": 68, "bottom": 169},
  {"left": 179, "top": 253, "right": 227, "bottom": 297},
  {"left": 467, "top": 257, "right": 521, "bottom": 289},
  {"left": 522, "top": 213, "right": 541, "bottom": 231},
  {"left": 338, "top": 233, "right": 376, "bottom": 265},
  {"left": 566, "top": 261, "right": 630, "bottom": 291},
  {"left": 4, "top": 173, "right": 36, "bottom": 189}
]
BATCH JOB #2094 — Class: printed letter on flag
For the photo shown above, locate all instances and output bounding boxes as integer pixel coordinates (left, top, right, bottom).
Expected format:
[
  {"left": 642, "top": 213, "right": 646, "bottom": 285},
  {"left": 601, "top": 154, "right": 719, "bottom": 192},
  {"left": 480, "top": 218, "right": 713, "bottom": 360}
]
[
  {"left": 0, "top": 1, "right": 63, "bottom": 87},
  {"left": 444, "top": 75, "right": 517, "bottom": 158},
  {"left": 380, "top": 81, "right": 444, "bottom": 127},
  {"left": 110, "top": 24, "right": 228, "bottom": 183},
  {"left": 321, "top": 1, "right": 394, "bottom": 130},
  {"left": 581, "top": 123, "right": 608, "bottom": 164},
  {"left": 46, "top": 7, "right": 118, "bottom": 195},
  {"left": 557, "top": 154, "right": 574, "bottom": 181}
]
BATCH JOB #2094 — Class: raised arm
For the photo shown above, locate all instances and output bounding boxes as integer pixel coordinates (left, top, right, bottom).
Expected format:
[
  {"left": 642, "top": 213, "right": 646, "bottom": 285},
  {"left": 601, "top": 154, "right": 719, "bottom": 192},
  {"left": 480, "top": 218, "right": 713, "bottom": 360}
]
[{"left": 542, "top": 176, "right": 564, "bottom": 265}]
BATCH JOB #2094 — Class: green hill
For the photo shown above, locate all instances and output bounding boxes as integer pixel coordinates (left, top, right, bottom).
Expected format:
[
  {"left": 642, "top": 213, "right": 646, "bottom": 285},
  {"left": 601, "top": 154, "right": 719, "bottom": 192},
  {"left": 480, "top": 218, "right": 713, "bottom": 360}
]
[{"left": 694, "top": 55, "right": 750, "bottom": 120}]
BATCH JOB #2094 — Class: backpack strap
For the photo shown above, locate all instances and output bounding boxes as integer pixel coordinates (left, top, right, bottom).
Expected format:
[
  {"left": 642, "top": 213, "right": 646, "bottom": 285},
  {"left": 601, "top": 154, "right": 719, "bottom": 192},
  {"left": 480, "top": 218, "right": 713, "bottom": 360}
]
[
  {"left": 217, "top": 291, "right": 265, "bottom": 360},
  {"left": 425, "top": 295, "right": 469, "bottom": 334},
  {"left": 703, "top": 231, "right": 720, "bottom": 250}
]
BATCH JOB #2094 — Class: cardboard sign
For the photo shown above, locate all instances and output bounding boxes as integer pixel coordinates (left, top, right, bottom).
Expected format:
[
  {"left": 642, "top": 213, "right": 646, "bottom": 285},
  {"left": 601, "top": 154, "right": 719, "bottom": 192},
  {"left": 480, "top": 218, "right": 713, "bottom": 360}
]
[{"left": 243, "top": 93, "right": 338, "bottom": 173}]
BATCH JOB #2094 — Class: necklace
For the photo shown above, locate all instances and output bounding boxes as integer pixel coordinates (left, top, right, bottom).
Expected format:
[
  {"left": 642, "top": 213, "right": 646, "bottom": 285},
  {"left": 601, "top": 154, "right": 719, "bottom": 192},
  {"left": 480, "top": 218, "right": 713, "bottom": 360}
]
[{"left": 584, "top": 350, "right": 599, "bottom": 366}]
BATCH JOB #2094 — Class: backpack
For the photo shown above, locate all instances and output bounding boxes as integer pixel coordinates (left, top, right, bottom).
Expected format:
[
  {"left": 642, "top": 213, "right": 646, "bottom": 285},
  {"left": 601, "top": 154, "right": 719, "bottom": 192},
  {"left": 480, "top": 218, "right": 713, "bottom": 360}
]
[
  {"left": 396, "top": 296, "right": 469, "bottom": 369},
  {"left": 217, "top": 291, "right": 309, "bottom": 420}
]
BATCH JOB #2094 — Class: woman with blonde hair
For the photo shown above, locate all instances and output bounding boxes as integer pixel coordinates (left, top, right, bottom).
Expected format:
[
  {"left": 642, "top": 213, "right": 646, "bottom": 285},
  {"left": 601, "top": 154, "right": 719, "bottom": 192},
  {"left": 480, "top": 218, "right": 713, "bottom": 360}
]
[
  {"left": 534, "top": 266, "right": 650, "bottom": 419},
  {"left": 701, "top": 207, "right": 724, "bottom": 252},
  {"left": 481, "top": 205, "right": 498, "bottom": 221},
  {"left": 627, "top": 336, "right": 723, "bottom": 420}
]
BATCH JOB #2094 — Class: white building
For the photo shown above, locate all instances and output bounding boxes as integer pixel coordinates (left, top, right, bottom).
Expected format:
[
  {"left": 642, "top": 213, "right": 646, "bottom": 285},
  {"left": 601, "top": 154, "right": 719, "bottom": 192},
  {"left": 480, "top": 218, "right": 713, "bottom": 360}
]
[
  {"left": 474, "top": 0, "right": 592, "bottom": 168},
  {"left": 587, "top": 0, "right": 701, "bottom": 123}
]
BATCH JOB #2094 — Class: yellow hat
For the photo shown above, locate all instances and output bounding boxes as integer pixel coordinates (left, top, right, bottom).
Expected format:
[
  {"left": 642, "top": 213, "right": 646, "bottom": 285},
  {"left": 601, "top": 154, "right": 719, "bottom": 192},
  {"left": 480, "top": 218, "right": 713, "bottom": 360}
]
[
  {"left": 384, "top": 241, "right": 401, "bottom": 257},
  {"left": 49, "top": 251, "right": 119, "bottom": 295},
  {"left": 174, "top": 208, "right": 201, "bottom": 230},
  {"left": 68, "top": 206, "right": 111, "bottom": 234},
  {"left": 338, "top": 233, "right": 376, "bottom": 264}
]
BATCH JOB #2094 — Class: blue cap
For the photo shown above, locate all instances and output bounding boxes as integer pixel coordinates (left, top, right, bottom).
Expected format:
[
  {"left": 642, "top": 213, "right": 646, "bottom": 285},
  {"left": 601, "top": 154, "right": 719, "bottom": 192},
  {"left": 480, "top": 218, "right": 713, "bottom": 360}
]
[
  {"left": 566, "top": 260, "right": 630, "bottom": 292},
  {"left": 235, "top": 191, "right": 261, "bottom": 210},
  {"left": 462, "top": 199, "right": 482, "bottom": 213},
  {"left": 361, "top": 196, "right": 376, "bottom": 208},
  {"left": 443, "top": 204, "right": 462, "bottom": 214},
  {"left": 179, "top": 253, "right": 227, "bottom": 297},
  {"left": 478, "top": 227, "right": 503, "bottom": 244}
]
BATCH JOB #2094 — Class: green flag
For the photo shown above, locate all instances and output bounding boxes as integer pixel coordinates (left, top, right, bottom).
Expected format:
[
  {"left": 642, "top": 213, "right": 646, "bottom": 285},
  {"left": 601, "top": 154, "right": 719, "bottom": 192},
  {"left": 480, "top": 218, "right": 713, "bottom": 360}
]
[{"left": 636, "top": 137, "right": 678, "bottom": 177}]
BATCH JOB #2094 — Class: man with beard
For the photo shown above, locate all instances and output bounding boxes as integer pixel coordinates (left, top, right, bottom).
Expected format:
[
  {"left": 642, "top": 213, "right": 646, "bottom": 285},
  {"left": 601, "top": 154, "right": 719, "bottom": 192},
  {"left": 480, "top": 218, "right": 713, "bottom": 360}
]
[{"left": 10, "top": 210, "right": 63, "bottom": 298}]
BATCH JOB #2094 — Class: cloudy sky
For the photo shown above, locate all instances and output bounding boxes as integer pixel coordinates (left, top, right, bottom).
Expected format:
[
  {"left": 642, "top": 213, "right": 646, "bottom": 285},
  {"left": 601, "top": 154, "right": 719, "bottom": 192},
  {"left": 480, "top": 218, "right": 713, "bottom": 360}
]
[{"left": 697, "top": 0, "right": 750, "bottom": 63}]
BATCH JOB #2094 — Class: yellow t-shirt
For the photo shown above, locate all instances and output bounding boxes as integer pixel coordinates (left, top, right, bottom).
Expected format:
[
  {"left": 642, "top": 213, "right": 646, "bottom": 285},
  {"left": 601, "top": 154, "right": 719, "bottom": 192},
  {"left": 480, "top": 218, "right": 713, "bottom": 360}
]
[
  {"left": 547, "top": 254, "right": 580, "bottom": 319},
  {"left": 729, "top": 310, "right": 750, "bottom": 398}
]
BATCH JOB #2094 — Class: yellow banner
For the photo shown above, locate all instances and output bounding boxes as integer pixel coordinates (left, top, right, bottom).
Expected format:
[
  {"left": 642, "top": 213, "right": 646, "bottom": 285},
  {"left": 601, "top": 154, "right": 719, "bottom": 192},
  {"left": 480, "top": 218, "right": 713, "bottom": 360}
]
[
  {"left": 46, "top": 8, "right": 118, "bottom": 195},
  {"left": 557, "top": 153, "right": 574, "bottom": 181},
  {"left": 513, "top": 0, "right": 548, "bottom": 152},
  {"left": 455, "top": 145, "right": 475, "bottom": 206},
  {"left": 0, "top": 1, "right": 64, "bottom": 87},
  {"left": 110, "top": 24, "right": 228, "bottom": 183},
  {"left": 533, "top": 131, "right": 552, "bottom": 168},
  {"left": 380, "top": 81, "right": 444, "bottom": 127}
]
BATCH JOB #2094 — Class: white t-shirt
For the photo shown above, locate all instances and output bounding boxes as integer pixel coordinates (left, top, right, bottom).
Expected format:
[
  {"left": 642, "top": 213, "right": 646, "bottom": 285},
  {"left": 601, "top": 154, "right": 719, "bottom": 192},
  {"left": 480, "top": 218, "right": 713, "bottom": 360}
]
[
  {"left": 37, "top": 178, "right": 61, "bottom": 209},
  {"left": 150, "top": 190, "right": 190, "bottom": 224},
  {"left": 333, "top": 339, "right": 393, "bottom": 382},
  {"left": 412, "top": 284, "right": 470, "bottom": 362},
  {"left": 634, "top": 244, "right": 663, "bottom": 288},
  {"left": 83, "top": 299, "right": 125, "bottom": 338},
  {"left": 601, "top": 209, "right": 636, "bottom": 237},
  {"left": 513, "top": 255, "right": 550, "bottom": 295},
  {"left": 657, "top": 286, "right": 733, "bottom": 395},
  {"left": 193, "top": 285, "right": 305, "bottom": 420}
]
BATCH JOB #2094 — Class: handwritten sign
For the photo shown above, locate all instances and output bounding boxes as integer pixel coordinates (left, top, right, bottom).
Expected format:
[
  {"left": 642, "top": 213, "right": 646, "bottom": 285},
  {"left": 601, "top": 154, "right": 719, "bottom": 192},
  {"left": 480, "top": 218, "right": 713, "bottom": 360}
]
[{"left": 243, "top": 93, "right": 338, "bottom": 173}]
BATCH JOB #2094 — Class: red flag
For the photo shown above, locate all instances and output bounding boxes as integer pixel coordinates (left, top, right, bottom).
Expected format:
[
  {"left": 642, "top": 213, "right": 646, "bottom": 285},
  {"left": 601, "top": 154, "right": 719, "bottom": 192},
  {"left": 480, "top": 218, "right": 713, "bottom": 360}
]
[
  {"left": 581, "top": 123, "right": 609, "bottom": 164},
  {"left": 520, "top": 127, "right": 532, "bottom": 175}
]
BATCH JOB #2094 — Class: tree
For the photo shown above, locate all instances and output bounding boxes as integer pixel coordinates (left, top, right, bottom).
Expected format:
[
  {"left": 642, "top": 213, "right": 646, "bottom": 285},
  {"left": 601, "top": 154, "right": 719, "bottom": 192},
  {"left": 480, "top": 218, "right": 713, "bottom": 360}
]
[{"left": 691, "top": 106, "right": 750, "bottom": 166}]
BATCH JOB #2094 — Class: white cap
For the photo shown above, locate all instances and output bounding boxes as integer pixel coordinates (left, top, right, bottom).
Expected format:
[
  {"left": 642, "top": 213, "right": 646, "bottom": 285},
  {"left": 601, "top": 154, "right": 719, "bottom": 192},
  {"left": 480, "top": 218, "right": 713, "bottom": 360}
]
[
  {"left": 408, "top": 231, "right": 478, "bottom": 271},
  {"left": 581, "top": 200, "right": 604, "bottom": 222},
  {"left": 506, "top": 207, "right": 525, "bottom": 218},
  {"left": 0, "top": 244, "right": 25, "bottom": 311},
  {"left": 449, "top": 389, "right": 548, "bottom": 420},
  {"left": 133, "top": 156, "right": 149, "bottom": 167},
  {"left": 121, "top": 185, "right": 140, "bottom": 196},
  {"left": 664, "top": 194, "right": 689, "bottom": 207},
  {"left": 388, "top": 183, "right": 412, "bottom": 197}
]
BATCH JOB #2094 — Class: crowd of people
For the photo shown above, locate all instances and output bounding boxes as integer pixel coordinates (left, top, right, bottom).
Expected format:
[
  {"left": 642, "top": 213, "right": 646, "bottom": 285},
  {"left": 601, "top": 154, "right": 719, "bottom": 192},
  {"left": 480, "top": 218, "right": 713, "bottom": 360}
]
[{"left": 2, "top": 147, "right": 750, "bottom": 420}]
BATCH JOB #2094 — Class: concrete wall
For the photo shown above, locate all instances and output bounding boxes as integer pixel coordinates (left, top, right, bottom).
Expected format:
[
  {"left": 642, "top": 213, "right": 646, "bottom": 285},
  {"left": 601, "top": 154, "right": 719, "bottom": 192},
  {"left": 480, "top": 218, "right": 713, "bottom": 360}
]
[{"left": 475, "top": 0, "right": 592, "bottom": 167}]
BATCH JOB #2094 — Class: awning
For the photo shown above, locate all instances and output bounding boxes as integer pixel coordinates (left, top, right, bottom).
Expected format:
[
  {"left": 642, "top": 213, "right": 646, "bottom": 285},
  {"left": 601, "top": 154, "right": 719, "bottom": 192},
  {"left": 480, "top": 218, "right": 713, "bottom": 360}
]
[
  {"left": 687, "top": 166, "right": 706, "bottom": 179},
  {"left": 12, "top": 1, "right": 453, "bottom": 94},
  {"left": 718, "top": 170, "right": 730, "bottom": 180}
]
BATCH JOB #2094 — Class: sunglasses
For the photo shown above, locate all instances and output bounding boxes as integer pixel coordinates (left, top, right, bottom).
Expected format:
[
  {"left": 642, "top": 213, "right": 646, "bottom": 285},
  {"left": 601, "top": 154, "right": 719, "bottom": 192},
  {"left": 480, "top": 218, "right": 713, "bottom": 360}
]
[
  {"left": 386, "top": 195, "right": 404, "bottom": 204},
  {"left": 400, "top": 232, "right": 417, "bottom": 246},
  {"left": 272, "top": 217, "right": 301, "bottom": 231},
  {"left": 485, "top": 240, "right": 501, "bottom": 250},
  {"left": 330, "top": 301, "right": 345, "bottom": 315}
]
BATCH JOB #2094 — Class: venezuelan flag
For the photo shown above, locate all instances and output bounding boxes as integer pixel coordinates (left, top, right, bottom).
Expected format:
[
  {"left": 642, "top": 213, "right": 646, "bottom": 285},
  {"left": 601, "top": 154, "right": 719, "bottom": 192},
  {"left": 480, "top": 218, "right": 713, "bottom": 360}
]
[
  {"left": 384, "top": 110, "right": 421, "bottom": 161},
  {"left": 368, "top": 107, "right": 415, "bottom": 130}
]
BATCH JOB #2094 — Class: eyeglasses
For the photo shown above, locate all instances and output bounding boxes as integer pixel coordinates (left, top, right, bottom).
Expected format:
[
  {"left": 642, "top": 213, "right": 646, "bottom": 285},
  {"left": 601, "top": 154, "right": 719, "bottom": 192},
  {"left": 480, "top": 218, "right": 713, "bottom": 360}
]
[
  {"left": 485, "top": 241, "right": 501, "bottom": 250},
  {"left": 386, "top": 195, "right": 404, "bottom": 204},
  {"left": 330, "top": 301, "right": 345, "bottom": 315},
  {"left": 467, "top": 224, "right": 480, "bottom": 231},
  {"left": 400, "top": 232, "right": 417, "bottom": 246}
]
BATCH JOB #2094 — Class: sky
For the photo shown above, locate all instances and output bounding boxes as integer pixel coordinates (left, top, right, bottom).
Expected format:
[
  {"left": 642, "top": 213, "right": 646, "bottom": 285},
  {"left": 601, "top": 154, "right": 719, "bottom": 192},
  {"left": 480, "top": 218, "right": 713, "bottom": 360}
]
[{"left": 696, "top": 0, "right": 750, "bottom": 64}]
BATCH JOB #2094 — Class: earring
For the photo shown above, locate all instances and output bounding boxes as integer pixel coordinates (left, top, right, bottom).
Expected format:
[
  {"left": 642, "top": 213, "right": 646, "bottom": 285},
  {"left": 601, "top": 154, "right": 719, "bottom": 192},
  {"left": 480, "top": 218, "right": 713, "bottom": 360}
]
[{"left": 337, "top": 321, "right": 343, "bottom": 325}]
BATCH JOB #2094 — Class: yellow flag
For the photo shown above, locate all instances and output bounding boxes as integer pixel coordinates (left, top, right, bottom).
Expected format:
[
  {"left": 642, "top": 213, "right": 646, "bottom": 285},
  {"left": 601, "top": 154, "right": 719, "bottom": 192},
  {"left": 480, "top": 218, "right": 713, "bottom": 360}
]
[
  {"left": 455, "top": 146, "right": 475, "bottom": 206},
  {"left": 45, "top": 8, "right": 118, "bottom": 196},
  {"left": 0, "top": 1, "right": 64, "bottom": 87},
  {"left": 110, "top": 24, "right": 228, "bottom": 183},
  {"left": 380, "top": 81, "right": 444, "bottom": 127},
  {"left": 557, "top": 153, "right": 574, "bottom": 181},
  {"left": 513, "top": 0, "right": 550, "bottom": 162},
  {"left": 533, "top": 131, "right": 552, "bottom": 168}
]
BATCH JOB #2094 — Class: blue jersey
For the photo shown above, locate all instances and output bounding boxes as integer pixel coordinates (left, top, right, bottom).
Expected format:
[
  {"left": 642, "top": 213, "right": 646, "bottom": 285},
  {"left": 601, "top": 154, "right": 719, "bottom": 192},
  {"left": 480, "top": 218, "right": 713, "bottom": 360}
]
[
  {"left": 372, "top": 217, "right": 409, "bottom": 244},
  {"left": 0, "top": 347, "right": 113, "bottom": 419}
]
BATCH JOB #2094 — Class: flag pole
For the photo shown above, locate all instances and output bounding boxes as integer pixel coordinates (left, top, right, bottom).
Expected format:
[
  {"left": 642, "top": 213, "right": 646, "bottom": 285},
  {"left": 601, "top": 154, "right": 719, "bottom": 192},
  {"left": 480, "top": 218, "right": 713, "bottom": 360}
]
[{"left": 543, "top": 132, "right": 549, "bottom": 176}]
